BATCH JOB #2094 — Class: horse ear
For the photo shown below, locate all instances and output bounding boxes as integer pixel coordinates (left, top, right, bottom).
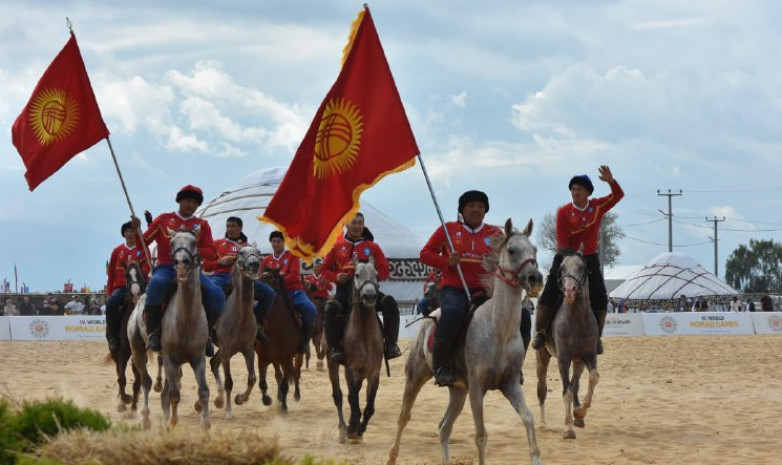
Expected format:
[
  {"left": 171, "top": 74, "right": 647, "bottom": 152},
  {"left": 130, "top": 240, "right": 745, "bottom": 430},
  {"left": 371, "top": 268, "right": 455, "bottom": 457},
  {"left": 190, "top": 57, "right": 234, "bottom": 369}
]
[
  {"left": 523, "top": 218, "right": 533, "bottom": 236},
  {"left": 504, "top": 218, "right": 513, "bottom": 237}
]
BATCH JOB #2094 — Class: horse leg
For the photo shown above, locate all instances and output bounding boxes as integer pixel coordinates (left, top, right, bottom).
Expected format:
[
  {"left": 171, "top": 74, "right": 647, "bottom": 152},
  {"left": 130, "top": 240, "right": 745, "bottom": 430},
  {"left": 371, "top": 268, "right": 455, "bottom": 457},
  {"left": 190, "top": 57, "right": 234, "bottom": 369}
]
[
  {"left": 345, "top": 369, "right": 363, "bottom": 440},
  {"left": 274, "top": 362, "right": 289, "bottom": 412},
  {"left": 536, "top": 349, "right": 551, "bottom": 427},
  {"left": 223, "top": 356, "right": 234, "bottom": 420},
  {"left": 235, "top": 347, "right": 256, "bottom": 406},
  {"left": 327, "top": 361, "right": 348, "bottom": 443},
  {"left": 259, "top": 360, "right": 272, "bottom": 406},
  {"left": 191, "top": 355, "right": 211, "bottom": 430},
  {"left": 387, "top": 348, "right": 432, "bottom": 465},
  {"left": 209, "top": 351, "right": 225, "bottom": 411},
  {"left": 154, "top": 354, "right": 164, "bottom": 392},
  {"left": 439, "top": 386, "right": 468, "bottom": 464},
  {"left": 574, "top": 356, "right": 599, "bottom": 423},
  {"left": 162, "top": 357, "right": 179, "bottom": 428},
  {"left": 358, "top": 372, "right": 380, "bottom": 437},
  {"left": 468, "top": 384, "right": 490, "bottom": 465},
  {"left": 571, "top": 361, "right": 585, "bottom": 426},
  {"left": 130, "top": 362, "right": 141, "bottom": 412},
  {"left": 558, "top": 355, "right": 575, "bottom": 439},
  {"left": 293, "top": 353, "right": 303, "bottom": 402},
  {"left": 130, "top": 344, "right": 152, "bottom": 429},
  {"left": 115, "top": 353, "right": 128, "bottom": 412},
  {"left": 500, "top": 380, "right": 543, "bottom": 465}
]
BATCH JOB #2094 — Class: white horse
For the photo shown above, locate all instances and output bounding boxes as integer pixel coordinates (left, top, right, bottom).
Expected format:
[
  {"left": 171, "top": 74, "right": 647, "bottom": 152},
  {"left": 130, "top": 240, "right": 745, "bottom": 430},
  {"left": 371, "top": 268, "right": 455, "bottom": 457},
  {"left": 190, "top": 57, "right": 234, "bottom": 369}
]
[
  {"left": 210, "top": 245, "right": 261, "bottom": 420},
  {"left": 388, "top": 218, "right": 544, "bottom": 465},
  {"left": 128, "top": 229, "right": 211, "bottom": 430}
]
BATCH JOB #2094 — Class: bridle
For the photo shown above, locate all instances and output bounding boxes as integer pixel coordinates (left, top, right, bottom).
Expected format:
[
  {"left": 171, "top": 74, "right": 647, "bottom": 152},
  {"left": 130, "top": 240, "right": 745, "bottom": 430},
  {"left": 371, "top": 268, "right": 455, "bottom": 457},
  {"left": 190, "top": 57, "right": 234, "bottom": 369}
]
[
  {"left": 172, "top": 244, "right": 200, "bottom": 279},
  {"left": 238, "top": 249, "right": 261, "bottom": 280},
  {"left": 351, "top": 268, "right": 379, "bottom": 308},
  {"left": 558, "top": 256, "right": 587, "bottom": 292},
  {"left": 494, "top": 257, "right": 537, "bottom": 288}
]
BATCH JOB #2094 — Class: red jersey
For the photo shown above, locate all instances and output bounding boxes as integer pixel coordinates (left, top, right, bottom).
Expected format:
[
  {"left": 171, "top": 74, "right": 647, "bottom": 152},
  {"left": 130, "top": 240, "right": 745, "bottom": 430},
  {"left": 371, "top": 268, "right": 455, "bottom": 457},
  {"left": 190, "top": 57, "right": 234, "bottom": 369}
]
[
  {"left": 420, "top": 221, "right": 502, "bottom": 290},
  {"left": 304, "top": 273, "right": 331, "bottom": 299},
  {"left": 141, "top": 212, "right": 216, "bottom": 266},
  {"left": 262, "top": 250, "right": 304, "bottom": 291},
  {"left": 106, "top": 243, "right": 149, "bottom": 295},
  {"left": 322, "top": 236, "right": 390, "bottom": 282},
  {"left": 203, "top": 237, "right": 247, "bottom": 274},
  {"left": 556, "top": 180, "right": 624, "bottom": 255}
]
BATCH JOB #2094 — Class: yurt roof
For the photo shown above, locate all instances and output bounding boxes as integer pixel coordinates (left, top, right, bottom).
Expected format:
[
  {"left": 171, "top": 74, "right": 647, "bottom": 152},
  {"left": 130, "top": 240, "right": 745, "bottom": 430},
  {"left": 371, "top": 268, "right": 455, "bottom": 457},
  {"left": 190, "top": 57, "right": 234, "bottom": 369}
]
[{"left": 609, "top": 252, "right": 739, "bottom": 300}]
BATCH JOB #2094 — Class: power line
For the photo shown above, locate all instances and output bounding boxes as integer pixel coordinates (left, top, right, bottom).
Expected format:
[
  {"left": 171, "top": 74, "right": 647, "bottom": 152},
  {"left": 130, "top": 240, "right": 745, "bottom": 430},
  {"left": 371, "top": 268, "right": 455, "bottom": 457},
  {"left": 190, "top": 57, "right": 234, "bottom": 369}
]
[{"left": 623, "top": 234, "right": 712, "bottom": 248}]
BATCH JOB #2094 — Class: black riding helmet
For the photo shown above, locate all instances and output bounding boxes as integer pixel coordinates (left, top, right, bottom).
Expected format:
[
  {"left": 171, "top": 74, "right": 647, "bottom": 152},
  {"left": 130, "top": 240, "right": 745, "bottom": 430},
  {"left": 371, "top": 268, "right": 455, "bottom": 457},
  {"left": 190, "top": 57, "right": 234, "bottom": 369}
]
[
  {"left": 458, "top": 190, "right": 489, "bottom": 214},
  {"left": 568, "top": 175, "right": 594, "bottom": 195}
]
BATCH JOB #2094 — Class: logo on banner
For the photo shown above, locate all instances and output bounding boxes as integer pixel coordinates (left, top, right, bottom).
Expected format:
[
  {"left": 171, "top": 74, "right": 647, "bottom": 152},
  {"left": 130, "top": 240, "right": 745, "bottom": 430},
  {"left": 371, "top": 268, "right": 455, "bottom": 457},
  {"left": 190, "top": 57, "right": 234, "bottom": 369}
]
[
  {"left": 313, "top": 98, "right": 364, "bottom": 180},
  {"left": 767, "top": 314, "right": 782, "bottom": 332},
  {"left": 659, "top": 315, "right": 677, "bottom": 334},
  {"left": 29, "top": 319, "right": 50, "bottom": 339}
]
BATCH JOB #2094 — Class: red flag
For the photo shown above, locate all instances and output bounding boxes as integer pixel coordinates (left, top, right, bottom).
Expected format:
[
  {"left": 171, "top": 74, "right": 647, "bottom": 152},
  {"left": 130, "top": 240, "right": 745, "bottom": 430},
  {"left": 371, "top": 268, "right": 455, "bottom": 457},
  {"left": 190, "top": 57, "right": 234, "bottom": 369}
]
[
  {"left": 12, "top": 33, "right": 109, "bottom": 191},
  {"left": 261, "top": 7, "right": 419, "bottom": 260}
]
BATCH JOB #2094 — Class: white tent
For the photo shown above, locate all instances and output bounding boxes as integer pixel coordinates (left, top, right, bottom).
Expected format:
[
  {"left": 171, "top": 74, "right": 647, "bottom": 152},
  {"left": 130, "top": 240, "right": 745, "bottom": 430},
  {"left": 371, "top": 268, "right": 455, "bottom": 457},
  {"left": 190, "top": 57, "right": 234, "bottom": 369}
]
[
  {"left": 609, "top": 252, "right": 739, "bottom": 300},
  {"left": 196, "top": 167, "right": 430, "bottom": 306}
]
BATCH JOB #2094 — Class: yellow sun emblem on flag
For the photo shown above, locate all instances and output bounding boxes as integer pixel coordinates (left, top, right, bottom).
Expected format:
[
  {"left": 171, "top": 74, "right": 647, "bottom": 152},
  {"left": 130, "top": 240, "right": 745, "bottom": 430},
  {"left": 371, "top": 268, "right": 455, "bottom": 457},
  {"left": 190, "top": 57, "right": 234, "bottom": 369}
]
[
  {"left": 28, "top": 88, "right": 79, "bottom": 146},
  {"left": 313, "top": 97, "right": 363, "bottom": 180}
]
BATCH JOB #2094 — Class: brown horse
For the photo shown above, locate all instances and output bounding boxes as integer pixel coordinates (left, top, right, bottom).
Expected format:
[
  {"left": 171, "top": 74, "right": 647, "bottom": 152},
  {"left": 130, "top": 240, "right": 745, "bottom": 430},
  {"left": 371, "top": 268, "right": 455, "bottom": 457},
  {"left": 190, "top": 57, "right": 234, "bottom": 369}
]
[
  {"left": 255, "top": 267, "right": 302, "bottom": 412},
  {"left": 305, "top": 289, "right": 328, "bottom": 371},
  {"left": 326, "top": 258, "right": 384, "bottom": 443},
  {"left": 106, "top": 261, "right": 146, "bottom": 413},
  {"left": 536, "top": 248, "right": 599, "bottom": 439},
  {"left": 210, "top": 246, "right": 261, "bottom": 420}
]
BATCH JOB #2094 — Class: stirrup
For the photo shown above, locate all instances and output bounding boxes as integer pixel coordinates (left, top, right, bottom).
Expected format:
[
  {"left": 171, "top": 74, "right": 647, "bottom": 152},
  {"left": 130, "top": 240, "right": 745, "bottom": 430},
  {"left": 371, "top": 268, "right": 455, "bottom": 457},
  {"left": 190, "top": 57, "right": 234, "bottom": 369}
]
[
  {"left": 330, "top": 346, "right": 345, "bottom": 364},
  {"left": 384, "top": 342, "right": 402, "bottom": 359},
  {"left": 530, "top": 332, "right": 546, "bottom": 350},
  {"left": 147, "top": 331, "right": 161, "bottom": 352},
  {"left": 255, "top": 325, "right": 269, "bottom": 342},
  {"left": 205, "top": 339, "right": 215, "bottom": 357},
  {"left": 434, "top": 366, "right": 455, "bottom": 387}
]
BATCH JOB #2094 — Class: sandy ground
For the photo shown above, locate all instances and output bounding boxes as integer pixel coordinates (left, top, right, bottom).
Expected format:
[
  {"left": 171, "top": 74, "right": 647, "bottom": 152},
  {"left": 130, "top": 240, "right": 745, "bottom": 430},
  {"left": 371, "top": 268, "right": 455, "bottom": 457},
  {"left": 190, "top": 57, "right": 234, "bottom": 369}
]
[{"left": 1, "top": 335, "right": 780, "bottom": 465}]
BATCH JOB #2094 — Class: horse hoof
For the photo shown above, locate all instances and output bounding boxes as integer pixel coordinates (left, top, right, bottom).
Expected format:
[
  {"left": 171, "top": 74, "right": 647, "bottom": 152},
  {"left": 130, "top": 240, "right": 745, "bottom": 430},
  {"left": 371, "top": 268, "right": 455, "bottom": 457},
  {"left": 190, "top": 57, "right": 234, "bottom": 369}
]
[
  {"left": 117, "top": 404, "right": 127, "bottom": 413},
  {"left": 214, "top": 397, "right": 224, "bottom": 409},
  {"left": 563, "top": 430, "right": 576, "bottom": 439},
  {"left": 194, "top": 400, "right": 203, "bottom": 413},
  {"left": 142, "top": 418, "right": 151, "bottom": 430},
  {"left": 121, "top": 394, "right": 133, "bottom": 404},
  {"left": 294, "top": 392, "right": 301, "bottom": 402},
  {"left": 153, "top": 383, "right": 163, "bottom": 393},
  {"left": 573, "top": 407, "right": 587, "bottom": 419},
  {"left": 574, "top": 418, "right": 585, "bottom": 428},
  {"left": 262, "top": 396, "right": 272, "bottom": 406},
  {"left": 235, "top": 394, "right": 246, "bottom": 405},
  {"left": 201, "top": 420, "right": 211, "bottom": 431},
  {"left": 316, "top": 361, "right": 323, "bottom": 371}
]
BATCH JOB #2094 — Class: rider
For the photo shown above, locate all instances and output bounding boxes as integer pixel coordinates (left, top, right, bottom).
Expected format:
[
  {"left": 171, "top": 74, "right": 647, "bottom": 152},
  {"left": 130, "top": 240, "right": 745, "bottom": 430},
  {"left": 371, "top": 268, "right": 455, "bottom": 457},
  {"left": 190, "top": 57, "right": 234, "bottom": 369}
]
[
  {"left": 420, "top": 190, "right": 502, "bottom": 387},
  {"left": 262, "top": 230, "right": 316, "bottom": 354},
  {"left": 203, "top": 216, "right": 276, "bottom": 342},
  {"left": 105, "top": 221, "right": 149, "bottom": 352},
  {"left": 304, "top": 258, "right": 332, "bottom": 306},
  {"left": 322, "top": 212, "right": 403, "bottom": 364},
  {"left": 132, "top": 185, "right": 225, "bottom": 355},
  {"left": 530, "top": 165, "right": 624, "bottom": 355}
]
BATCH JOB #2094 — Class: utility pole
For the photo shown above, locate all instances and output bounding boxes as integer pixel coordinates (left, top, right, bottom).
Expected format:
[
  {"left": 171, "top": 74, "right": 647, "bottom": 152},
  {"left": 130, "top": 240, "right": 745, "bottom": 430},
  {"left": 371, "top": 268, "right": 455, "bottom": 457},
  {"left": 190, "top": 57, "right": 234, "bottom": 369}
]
[
  {"left": 706, "top": 216, "right": 726, "bottom": 277},
  {"left": 657, "top": 189, "right": 683, "bottom": 252}
]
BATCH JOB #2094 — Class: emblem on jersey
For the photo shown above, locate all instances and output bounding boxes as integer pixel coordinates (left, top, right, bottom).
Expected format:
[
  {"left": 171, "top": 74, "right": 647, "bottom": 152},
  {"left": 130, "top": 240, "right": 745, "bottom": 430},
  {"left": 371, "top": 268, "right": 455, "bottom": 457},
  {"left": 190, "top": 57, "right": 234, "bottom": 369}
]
[
  {"left": 313, "top": 97, "right": 364, "bottom": 180},
  {"left": 283, "top": 258, "right": 289, "bottom": 265},
  {"left": 484, "top": 237, "right": 491, "bottom": 246},
  {"left": 28, "top": 88, "right": 79, "bottom": 145},
  {"left": 364, "top": 247, "right": 370, "bottom": 256},
  {"left": 588, "top": 207, "right": 594, "bottom": 213}
]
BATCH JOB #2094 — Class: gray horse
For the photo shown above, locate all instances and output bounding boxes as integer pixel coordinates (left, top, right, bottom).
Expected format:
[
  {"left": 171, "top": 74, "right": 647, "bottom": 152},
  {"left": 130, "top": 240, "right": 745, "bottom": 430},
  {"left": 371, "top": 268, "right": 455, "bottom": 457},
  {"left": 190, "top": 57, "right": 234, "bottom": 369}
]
[
  {"left": 128, "top": 230, "right": 211, "bottom": 430},
  {"left": 536, "top": 249, "right": 599, "bottom": 439},
  {"left": 326, "top": 257, "right": 384, "bottom": 443},
  {"left": 388, "top": 218, "right": 544, "bottom": 465},
  {"left": 210, "top": 245, "right": 261, "bottom": 420}
]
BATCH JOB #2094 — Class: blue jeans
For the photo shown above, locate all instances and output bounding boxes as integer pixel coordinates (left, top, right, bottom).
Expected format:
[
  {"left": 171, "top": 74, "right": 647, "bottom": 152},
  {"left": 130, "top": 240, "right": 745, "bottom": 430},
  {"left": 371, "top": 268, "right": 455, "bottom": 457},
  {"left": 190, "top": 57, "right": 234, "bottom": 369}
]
[
  {"left": 209, "top": 273, "right": 276, "bottom": 314},
  {"left": 289, "top": 289, "right": 316, "bottom": 326},
  {"left": 435, "top": 286, "right": 479, "bottom": 339},
  {"left": 105, "top": 288, "right": 127, "bottom": 321},
  {"left": 145, "top": 265, "right": 225, "bottom": 322}
]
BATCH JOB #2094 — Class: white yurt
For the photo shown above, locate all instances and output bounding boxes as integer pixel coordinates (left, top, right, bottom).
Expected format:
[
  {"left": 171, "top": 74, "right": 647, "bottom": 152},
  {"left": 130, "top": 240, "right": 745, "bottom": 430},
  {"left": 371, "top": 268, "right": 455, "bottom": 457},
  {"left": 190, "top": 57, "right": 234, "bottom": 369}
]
[{"left": 196, "top": 167, "right": 430, "bottom": 310}]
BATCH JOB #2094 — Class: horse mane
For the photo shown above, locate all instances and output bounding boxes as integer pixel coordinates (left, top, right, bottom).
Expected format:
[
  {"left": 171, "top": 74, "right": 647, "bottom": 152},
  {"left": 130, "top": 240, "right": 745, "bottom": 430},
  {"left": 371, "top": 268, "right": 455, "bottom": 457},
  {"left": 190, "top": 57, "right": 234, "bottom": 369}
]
[{"left": 480, "top": 231, "right": 514, "bottom": 296}]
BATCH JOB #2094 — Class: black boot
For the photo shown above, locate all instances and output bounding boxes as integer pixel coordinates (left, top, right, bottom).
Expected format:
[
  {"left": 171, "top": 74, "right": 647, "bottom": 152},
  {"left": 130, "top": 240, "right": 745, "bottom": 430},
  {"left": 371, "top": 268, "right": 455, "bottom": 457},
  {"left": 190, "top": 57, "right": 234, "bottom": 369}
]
[
  {"left": 595, "top": 309, "right": 607, "bottom": 355},
  {"left": 205, "top": 313, "right": 217, "bottom": 357},
  {"left": 432, "top": 335, "right": 455, "bottom": 387},
  {"left": 531, "top": 302, "right": 553, "bottom": 350},
  {"left": 381, "top": 295, "right": 402, "bottom": 359},
  {"left": 253, "top": 300, "right": 270, "bottom": 341},
  {"left": 144, "top": 305, "right": 162, "bottom": 351},
  {"left": 324, "top": 300, "right": 345, "bottom": 364},
  {"left": 106, "top": 307, "right": 121, "bottom": 353},
  {"left": 298, "top": 321, "right": 314, "bottom": 354}
]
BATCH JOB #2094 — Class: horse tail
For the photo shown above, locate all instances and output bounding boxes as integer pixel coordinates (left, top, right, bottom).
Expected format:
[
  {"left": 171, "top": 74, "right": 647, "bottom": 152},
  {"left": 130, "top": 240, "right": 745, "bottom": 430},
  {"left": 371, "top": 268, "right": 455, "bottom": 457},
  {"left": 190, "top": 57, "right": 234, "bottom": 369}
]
[{"left": 102, "top": 352, "right": 115, "bottom": 366}]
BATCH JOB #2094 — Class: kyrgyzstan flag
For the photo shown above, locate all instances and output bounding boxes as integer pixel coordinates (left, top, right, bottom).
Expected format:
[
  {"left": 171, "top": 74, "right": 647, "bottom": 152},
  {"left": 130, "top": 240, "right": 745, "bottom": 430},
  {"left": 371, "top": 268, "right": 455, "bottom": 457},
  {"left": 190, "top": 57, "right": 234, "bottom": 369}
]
[
  {"left": 12, "top": 33, "right": 109, "bottom": 191},
  {"left": 261, "top": 6, "right": 419, "bottom": 260}
]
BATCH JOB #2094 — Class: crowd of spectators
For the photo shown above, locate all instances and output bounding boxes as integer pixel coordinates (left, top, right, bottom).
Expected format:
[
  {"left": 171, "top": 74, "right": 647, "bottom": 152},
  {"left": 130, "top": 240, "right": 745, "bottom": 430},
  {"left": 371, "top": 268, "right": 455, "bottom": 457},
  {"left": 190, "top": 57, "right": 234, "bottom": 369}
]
[
  {"left": 0, "top": 293, "right": 105, "bottom": 316},
  {"left": 608, "top": 292, "right": 781, "bottom": 314}
]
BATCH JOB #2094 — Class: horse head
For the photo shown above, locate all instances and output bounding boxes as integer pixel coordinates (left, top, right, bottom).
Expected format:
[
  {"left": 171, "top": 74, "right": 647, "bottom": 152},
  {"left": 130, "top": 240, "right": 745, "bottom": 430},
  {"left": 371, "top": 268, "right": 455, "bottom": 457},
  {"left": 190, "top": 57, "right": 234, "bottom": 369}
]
[
  {"left": 237, "top": 246, "right": 261, "bottom": 280},
  {"left": 352, "top": 257, "right": 379, "bottom": 309},
  {"left": 558, "top": 245, "right": 587, "bottom": 305},
  {"left": 122, "top": 261, "right": 147, "bottom": 304},
  {"left": 260, "top": 267, "right": 285, "bottom": 292},
  {"left": 489, "top": 218, "right": 544, "bottom": 297},
  {"left": 169, "top": 229, "right": 200, "bottom": 283},
  {"left": 423, "top": 281, "right": 438, "bottom": 300}
]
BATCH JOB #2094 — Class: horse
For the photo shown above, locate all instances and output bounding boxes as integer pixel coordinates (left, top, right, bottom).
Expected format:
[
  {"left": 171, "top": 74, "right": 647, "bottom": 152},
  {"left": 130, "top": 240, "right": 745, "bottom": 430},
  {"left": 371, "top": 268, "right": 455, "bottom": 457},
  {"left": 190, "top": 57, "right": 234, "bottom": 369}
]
[
  {"left": 388, "top": 218, "right": 544, "bottom": 465},
  {"left": 254, "top": 267, "right": 302, "bottom": 412},
  {"left": 128, "top": 229, "right": 211, "bottom": 430},
  {"left": 305, "top": 286, "right": 328, "bottom": 371},
  {"left": 420, "top": 280, "right": 441, "bottom": 316},
  {"left": 209, "top": 246, "right": 261, "bottom": 420},
  {"left": 536, "top": 248, "right": 599, "bottom": 439},
  {"left": 105, "top": 261, "right": 146, "bottom": 413},
  {"left": 325, "top": 257, "right": 384, "bottom": 443}
]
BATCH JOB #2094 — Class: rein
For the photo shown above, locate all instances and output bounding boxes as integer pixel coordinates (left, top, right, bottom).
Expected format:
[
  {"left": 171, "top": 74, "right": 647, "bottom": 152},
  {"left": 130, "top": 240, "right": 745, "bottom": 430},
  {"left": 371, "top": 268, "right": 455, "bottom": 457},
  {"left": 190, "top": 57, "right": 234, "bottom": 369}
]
[
  {"left": 558, "top": 271, "right": 587, "bottom": 291},
  {"left": 350, "top": 277, "right": 380, "bottom": 308},
  {"left": 494, "top": 257, "right": 537, "bottom": 288},
  {"left": 171, "top": 245, "right": 200, "bottom": 278}
]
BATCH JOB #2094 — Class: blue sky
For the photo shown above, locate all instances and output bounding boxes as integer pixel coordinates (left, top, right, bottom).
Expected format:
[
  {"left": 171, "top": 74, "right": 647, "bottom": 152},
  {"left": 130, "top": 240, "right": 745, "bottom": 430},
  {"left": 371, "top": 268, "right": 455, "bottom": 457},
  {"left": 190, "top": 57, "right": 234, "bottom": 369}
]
[{"left": 1, "top": 0, "right": 781, "bottom": 292}]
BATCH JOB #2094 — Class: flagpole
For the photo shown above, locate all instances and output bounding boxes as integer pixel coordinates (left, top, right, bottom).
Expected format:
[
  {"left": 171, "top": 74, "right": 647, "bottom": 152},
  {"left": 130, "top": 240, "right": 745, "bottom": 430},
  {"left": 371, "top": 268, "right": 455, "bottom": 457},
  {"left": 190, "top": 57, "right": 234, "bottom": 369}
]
[
  {"left": 416, "top": 154, "right": 471, "bottom": 299},
  {"left": 105, "top": 136, "right": 154, "bottom": 271}
]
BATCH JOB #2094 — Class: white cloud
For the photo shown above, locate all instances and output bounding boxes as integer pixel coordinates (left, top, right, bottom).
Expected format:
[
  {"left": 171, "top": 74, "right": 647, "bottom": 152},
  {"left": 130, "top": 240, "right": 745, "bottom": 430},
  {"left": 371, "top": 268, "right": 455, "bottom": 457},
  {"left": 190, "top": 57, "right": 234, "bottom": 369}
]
[{"left": 450, "top": 91, "right": 467, "bottom": 108}]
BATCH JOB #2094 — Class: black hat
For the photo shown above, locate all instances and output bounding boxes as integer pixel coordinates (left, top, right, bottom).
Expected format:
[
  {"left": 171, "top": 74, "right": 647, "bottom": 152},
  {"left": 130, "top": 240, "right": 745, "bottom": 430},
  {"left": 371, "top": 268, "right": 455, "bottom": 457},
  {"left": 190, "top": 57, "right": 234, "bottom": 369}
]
[
  {"left": 175, "top": 184, "right": 204, "bottom": 205},
  {"left": 121, "top": 221, "right": 133, "bottom": 236},
  {"left": 269, "top": 230, "right": 284, "bottom": 242},
  {"left": 568, "top": 175, "right": 594, "bottom": 195},
  {"left": 458, "top": 190, "right": 489, "bottom": 214}
]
